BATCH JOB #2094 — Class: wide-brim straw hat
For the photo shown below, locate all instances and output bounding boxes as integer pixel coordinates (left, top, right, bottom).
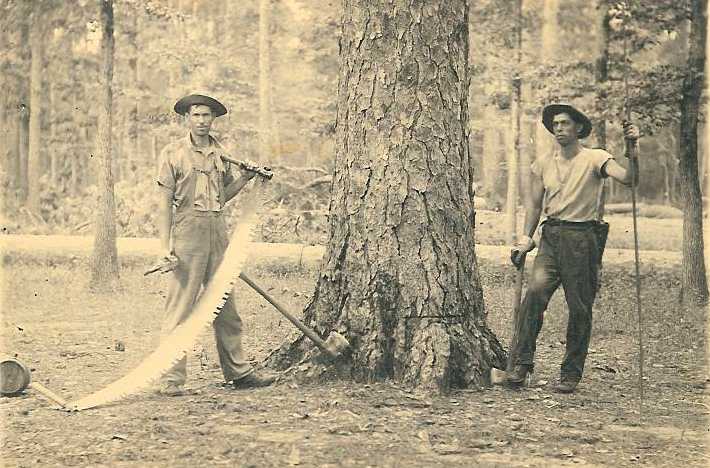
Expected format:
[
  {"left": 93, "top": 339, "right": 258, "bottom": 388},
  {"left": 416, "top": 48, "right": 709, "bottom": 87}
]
[
  {"left": 174, "top": 94, "right": 227, "bottom": 117},
  {"left": 542, "top": 104, "right": 592, "bottom": 139}
]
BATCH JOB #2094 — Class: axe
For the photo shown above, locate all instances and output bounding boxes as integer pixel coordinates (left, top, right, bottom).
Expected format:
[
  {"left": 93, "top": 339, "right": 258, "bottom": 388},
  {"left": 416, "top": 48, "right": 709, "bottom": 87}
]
[{"left": 144, "top": 253, "right": 350, "bottom": 360}]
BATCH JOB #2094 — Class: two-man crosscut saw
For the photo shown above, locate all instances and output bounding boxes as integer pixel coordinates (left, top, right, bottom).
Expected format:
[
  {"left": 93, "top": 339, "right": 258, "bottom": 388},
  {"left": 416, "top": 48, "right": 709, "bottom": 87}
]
[{"left": 67, "top": 186, "right": 266, "bottom": 411}]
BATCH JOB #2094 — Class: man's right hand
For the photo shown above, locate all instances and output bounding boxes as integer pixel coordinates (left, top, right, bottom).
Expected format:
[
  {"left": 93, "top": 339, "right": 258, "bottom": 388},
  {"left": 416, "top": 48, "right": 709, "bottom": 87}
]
[
  {"left": 145, "top": 250, "right": 179, "bottom": 276},
  {"left": 510, "top": 236, "right": 535, "bottom": 269}
]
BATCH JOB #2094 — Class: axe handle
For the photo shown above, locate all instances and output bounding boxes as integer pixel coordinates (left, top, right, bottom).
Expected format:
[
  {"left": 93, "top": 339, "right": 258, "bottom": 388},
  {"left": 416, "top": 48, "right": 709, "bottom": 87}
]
[
  {"left": 29, "top": 382, "right": 68, "bottom": 408},
  {"left": 506, "top": 258, "right": 526, "bottom": 372},
  {"left": 239, "top": 272, "right": 337, "bottom": 358},
  {"left": 220, "top": 155, "right": 274, "bottom": 180}
]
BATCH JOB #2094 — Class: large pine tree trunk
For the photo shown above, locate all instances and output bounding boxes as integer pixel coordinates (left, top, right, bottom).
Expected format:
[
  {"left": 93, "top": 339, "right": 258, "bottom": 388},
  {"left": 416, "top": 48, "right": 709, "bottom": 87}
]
[
  {"left": 679, "top": 0, "right": 709, "bottom": 307},
  {"left": 272, "top": 0, "right": 505, "bottom": 392},
  {"left": 89, "top": 0, "right": 120, "bottom": 291}
]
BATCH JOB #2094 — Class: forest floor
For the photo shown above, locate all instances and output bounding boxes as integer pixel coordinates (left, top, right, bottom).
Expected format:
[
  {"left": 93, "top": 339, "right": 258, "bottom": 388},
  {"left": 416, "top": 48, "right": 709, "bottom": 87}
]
[{"left": 1, "top": 238, "right": 708, "bottom": 467}]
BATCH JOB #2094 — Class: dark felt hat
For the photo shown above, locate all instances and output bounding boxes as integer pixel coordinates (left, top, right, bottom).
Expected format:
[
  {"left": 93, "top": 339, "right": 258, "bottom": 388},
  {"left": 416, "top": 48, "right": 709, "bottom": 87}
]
[
  {"left": 174, "top": 94, "right": 227, "bottom": 117},
  {"left": 542, "top": 104, "right": 592, "bottom": 139}
]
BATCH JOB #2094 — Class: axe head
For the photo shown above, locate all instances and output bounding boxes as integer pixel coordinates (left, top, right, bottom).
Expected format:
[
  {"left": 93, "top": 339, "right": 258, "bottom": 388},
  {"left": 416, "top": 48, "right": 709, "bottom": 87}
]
[{"left": 323, "top": 332, "right": 350, "bottom": 358}]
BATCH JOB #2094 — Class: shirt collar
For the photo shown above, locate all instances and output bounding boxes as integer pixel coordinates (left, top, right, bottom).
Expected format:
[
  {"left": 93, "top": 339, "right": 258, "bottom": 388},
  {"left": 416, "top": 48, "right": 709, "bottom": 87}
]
[{"left": 185, "top": 133, "right": 226, "bottom": 157}]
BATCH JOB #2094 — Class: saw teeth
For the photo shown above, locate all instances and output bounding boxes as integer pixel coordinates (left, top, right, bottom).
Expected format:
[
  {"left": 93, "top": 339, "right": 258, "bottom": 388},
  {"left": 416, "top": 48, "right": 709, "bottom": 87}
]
[{"left": 68, "top": 199, "right": 263, "bottom": 411}]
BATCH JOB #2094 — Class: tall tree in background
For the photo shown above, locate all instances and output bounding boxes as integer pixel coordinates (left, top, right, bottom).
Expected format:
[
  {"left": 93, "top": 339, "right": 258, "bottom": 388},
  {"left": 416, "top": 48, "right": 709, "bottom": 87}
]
[
  {"left": 17, "top": 20, "right": 30, "bottom": 204},
  {"left": 26, "top": 8, "right": 45, "bottom": 215},
  {"left": 259, "top": 0, "right": 272, "bottom": 160},
  {"left": 536, "top": 0, "right": 558, "bottom": 159},
  {"left": 505, "top": 0, "right": 523, "bottom": 243},
  {"left": 90, "top": 0, "right": 120, "bottom": 291},
  {"left": 595, "top": 1, "right": 612, "bottom": 209},
  {"left": 274, "top": 0, "right": 505, "bottom": 391},
  {"left": 678, "top": 0, "right": 709, "bottom": 307},
  {"left": 594, "top": 1, "right": 610, "bottom": 150}
]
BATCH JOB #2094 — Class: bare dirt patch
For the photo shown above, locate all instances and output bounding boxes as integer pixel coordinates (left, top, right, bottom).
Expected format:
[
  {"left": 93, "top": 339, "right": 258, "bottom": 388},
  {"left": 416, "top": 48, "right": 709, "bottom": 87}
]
[{"left": 1, "top": 260, "right": 707, "bottom": 467}]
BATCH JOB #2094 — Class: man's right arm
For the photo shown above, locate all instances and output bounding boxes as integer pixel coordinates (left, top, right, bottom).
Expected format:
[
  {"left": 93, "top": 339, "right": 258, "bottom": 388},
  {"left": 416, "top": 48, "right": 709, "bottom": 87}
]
[
  {"left": 155, "top": 146, "right": 176, "bottom": 257},
  {"left": 511, "top": 172, "right": 545, "bottom": 268},
  {"left": 158, "top": 188, "right": 174, "bottom": 256},
  {"left": 522, "top": 173, "right": 545, "bottom": 239}
]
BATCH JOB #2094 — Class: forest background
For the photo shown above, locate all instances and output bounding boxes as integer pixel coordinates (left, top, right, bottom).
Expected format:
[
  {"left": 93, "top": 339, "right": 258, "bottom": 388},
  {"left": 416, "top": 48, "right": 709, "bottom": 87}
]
[{"left": 1, "top": 0, "right": 703, "bottom": 246}]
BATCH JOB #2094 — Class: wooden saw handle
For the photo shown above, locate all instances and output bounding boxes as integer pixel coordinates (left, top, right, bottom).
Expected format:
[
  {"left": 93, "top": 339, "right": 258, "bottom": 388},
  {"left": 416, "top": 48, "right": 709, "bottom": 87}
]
[{"left": 29, "top": 382, "right": 68, "bottom": 408}]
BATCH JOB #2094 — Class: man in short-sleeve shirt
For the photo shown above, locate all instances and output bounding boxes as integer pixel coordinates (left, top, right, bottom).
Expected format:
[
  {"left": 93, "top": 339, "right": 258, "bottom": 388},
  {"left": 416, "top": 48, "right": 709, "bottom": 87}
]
[
  {"left": 155, "top": 94, "right": 276, "bottom": 395},
  {"left": 506, "top": 104, "right": 640, "bottom": 393}
]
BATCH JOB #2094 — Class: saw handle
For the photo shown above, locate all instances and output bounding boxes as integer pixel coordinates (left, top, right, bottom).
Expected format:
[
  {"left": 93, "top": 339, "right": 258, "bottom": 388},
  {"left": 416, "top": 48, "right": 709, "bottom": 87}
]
[
  {"left": 29, "top": 382, "right": 68, "bottom": 408},
  {"left": 239, "top": 272, "right": 338, "bottom": 359},
  {"left": 220, "top": 155, "right": 274, "bottom": 180}
]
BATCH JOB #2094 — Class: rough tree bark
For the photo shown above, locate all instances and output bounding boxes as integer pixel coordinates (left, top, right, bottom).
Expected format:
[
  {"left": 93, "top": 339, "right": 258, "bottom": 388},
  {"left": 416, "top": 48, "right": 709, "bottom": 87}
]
[
  {"left": 27, "top": 10, "right": 44, "bottom": 215},
  {"left": 270, "top": 0, "right": 505, "bottom": 392},
  {"left": 678, "top": 0, "right": 709, "bottom": 306},
  {"left": 89, "top": 0, "right": 120, "bottom": 291}
]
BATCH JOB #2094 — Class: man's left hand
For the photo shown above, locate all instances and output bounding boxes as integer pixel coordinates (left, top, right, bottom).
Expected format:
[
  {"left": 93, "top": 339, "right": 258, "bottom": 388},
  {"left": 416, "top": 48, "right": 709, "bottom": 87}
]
[{"left": 242, "top": 159, "right": 259, "bottom": 180}]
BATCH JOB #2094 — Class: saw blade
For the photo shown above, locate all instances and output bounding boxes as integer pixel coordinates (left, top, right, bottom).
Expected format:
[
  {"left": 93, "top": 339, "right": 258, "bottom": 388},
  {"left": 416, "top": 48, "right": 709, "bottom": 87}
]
[{"left": 68, "top": 193, "right": 263, "bottom": 411}]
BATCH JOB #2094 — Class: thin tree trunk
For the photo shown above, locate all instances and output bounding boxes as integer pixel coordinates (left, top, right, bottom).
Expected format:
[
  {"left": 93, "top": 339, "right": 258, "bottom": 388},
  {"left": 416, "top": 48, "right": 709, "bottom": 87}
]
[
  {"left": 481, "top": 118, "right": 504, "bottom": 211},
  {"left": 49, "top": 82, "right": 58, "bottom": 185},
  {"left": 27, "top": 11, "right": 43, "bottom": 215},
  {"left": 535, "top": 0, "right": 559, "bottom": 162},
  {"left": 90, "top": 0, "right": 120, "bottom": 291},
  {"left": 0, "top": 88, "right": 9, "bottom": 212},
  {"left": 506, "top": 0, "right": 523, "bottom": 244},
  {"left": 679, "top": 0, "right": 709, "bottom": 306},
  {"left": 19, "top": 104, "right": 29, "bottom": 203},
  {"left": 127, "top": 10, "right": 139, "bottom": 175},
  {"left": 269, "top": 0, "right": 505, "bottom": 392},
  {"left": 596, "top": 0, "right": 610, "bottom": 213},
  {"left": 259, "top": 0, "right": 272, "bottom": 160}
]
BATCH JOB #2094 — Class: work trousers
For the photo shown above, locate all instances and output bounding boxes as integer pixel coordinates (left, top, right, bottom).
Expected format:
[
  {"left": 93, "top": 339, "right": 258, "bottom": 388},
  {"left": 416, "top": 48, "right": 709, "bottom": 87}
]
[
  {"left": 511, "top": 222, "right": 600, "bottom": 381},
  {"left": 160, "top": 211, "right": 253, "bottom": 386}
]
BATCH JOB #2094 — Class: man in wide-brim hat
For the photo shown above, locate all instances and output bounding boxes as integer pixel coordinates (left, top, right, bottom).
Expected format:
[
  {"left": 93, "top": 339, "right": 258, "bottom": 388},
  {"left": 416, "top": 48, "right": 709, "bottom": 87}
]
[
  {"left": 153, "top": 93, "right": 275, "bottom": 395},
  {"left": 506, "top": 103, "right": 640, "bottom": 394}
]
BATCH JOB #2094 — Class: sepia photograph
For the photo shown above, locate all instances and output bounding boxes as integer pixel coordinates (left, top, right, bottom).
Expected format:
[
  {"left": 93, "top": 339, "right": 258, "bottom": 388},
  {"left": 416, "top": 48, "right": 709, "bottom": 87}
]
[{"left": 0, "top": 0, "right": 708, "bottom": 466}]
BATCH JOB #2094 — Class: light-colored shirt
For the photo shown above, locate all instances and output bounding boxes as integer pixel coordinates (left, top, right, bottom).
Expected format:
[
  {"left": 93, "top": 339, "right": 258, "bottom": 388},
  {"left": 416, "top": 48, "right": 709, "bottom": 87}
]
[
  {"left": 531, "top": 147, "right": 612, "bottom": 222},
  {"left": 156, "top": 134, "right": 236, "bottom": 212}
]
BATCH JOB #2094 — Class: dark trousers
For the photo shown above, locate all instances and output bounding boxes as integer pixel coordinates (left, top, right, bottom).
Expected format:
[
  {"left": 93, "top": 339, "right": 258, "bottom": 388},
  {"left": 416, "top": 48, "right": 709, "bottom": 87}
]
[{"left": 512, "top": 222, "right": 600, "bottom": 381}]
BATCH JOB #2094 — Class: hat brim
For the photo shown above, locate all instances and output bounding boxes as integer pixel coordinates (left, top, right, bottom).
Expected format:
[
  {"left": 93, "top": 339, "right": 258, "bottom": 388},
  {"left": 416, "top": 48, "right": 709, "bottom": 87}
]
[
  {"left": 542, "top": 104, "right": 592, "bottom": 139},
  {"left": 174, "top": 94, "right": 227, "bottom": 117}
]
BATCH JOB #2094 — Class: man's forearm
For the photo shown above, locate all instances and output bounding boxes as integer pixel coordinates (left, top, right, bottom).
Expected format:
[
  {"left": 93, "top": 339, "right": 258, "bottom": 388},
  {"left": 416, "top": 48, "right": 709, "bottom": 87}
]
[
  {"left": 224, "top": 175, "right": 253, "bottom": 203},
  {"left": 158, "top": 191, "right": 174, "bottom": 252},
  {"left": 522, "top": 205, "right": 543, "bottom": 240}
]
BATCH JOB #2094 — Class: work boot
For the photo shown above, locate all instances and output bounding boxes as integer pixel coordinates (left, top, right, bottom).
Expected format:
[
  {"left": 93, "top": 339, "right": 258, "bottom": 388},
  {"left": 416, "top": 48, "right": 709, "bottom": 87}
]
[
  {"left": 231, "top": 370, "right": 277, "bottom": 389},
  {"left": 505, "top": 365, "right": 532, "bottom": 386},
  {"left": 156, "top": 382, "right": 184, "bottom": 397},
  {"left": 552, "top": 376, "right": 579, "bottom": 394}
]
